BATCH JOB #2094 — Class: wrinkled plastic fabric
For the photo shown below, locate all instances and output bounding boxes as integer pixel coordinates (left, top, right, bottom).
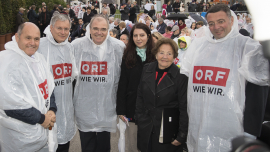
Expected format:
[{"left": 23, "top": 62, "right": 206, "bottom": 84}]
[
  {"left": 0, "top": 37, "right": 55, "bottom": 152},
  {"left": 180, "top": 11, "right": 269, "bottom": 152},
  {"left": 243, "top": 23, "right": 254, "bottom": 38},
  {"left": 117, "top": 118, "right": 126, "bottom": 152},
  {"left": 48, "top": 123, "right": 58, "bottom": 152},
  {"left": 71, "top": 31, "right": 125, "bottom": 132},
  {"left": 193, "top": 25, "right": 207, "bottom": 38},
  {"left": 38, "top": 26, "right": 78, "bottom": 144}
]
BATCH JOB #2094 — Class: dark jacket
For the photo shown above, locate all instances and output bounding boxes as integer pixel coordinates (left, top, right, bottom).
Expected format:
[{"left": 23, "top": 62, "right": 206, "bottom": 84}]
[
  {"left": 16, "top": 12, "right": 24, "bottom": 32},
  {"left": 135, "top": 5, "right": 140, "bottom": 13},
  {"left": 157, "top": 22, "right": 167, "bottom": 34},
  {"left": 71, "top": 24, "right": 84, "bottom": 41},
  {"left": 5, "top": 91, "right": 57, "bottom": 125},
  {"left": 27, "top": 9, "right": 39, "bottom": 25},
  {"left": 116, "top": 56, "right": 145, "bottom": 120},
  {"left": 109, "top": 4, "right": 116, "bottom": 15},
  {"left": 188, "top": 3, "right": 197, "bottom": 12},
  {"left": 135, "top": 62, "right": 188, "bottom": 152},
  {"left": 69, "top": 8, "right": 76, "bottom": 18},
  {"left": 148, "top": 10, "right": 155, "bottom": 18},
  {"left": 83, "top": 12, "right": 94, "bottom": 24},
  {"left": 120, "top": 7, "right": 129, "bottom": 21},
  {"left": 129, "top": 7, "right": 137, "bottom": 23},
  {"left": 91, "top": 9, "right": 97, "bottom": 14},
  {"left": 173, "top": 2, "right": 180, "bottom": 13},
  {"left": 167, "top": 4, "right": 173, "bottom": 13},
  {"left": 171, "top": 33, "right": 180, "bottom": 39},
  {"left": 119, "top": 28, "right": 130, "bottom": 38},
  {"left": 39, "top": 11, "right": 51, "bottom": 26}
]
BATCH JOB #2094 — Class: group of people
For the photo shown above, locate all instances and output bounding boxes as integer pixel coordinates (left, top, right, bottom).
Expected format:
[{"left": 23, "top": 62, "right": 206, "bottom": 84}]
[{"left": 2, "top": 1, "right": 269, "bottom": 152}]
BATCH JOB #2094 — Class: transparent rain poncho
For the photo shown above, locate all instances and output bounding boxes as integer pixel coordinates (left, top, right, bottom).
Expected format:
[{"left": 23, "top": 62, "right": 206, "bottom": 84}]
[
  {"left": 180, "top": 11, "right": 269, "bottom": 152},
  {"left": 0, "top": 37, "right": 55, "bottom": 152},
  {"left": 71, "top": 30, "right": 125, "bottom": 132},
  {"left": 37, "top": 25, "right": 78, "bottom": 144}
]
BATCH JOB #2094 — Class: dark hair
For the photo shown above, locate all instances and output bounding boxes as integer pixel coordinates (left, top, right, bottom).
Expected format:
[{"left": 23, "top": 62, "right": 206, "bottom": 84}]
[
  {"left": 166, "top": 26, "right": 172, "bottom": 31},
  {"left": 196, "top": 21, "right": 204, "bottom": 26},
  {"left": 206, "top": 3, "right": 231, "bottom": 19},
  {"left": 87, "top": 7, "right": 91, "bottom": 10},
  {"left": 151, "top": 38, "right": 178, "bottom": 58},
  {"left": 123, "top": 23, "right": 155, "bottom": 69},
  {"left": 190, "top": 22, "right": 196, "bottom": 29},
  {"left": 53, "top": 4, "right": 58, "bottom": 10}
]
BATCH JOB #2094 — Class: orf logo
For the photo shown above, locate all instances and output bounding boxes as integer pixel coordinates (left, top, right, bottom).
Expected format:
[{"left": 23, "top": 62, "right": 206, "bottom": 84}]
[
  {"left": 174, "top": 58, "right": 179, "bottom": 65},
  {"left": 52, "top": 63, "right": 72, "bottom": 79},
  {"left": 39, "top": 79, "right": 49, "bottom": 99},
  {"left": 81, "top": 61, "right": 107, "bottom": 75},
  {"left": 193, "top": 66, "right": 230, "bottom": 87}
]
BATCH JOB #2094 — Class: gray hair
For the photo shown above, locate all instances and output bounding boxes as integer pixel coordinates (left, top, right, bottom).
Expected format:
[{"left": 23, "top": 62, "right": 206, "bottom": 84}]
[
  {"left": 89, "top": 14, "right": 109, "bottom": 29},
  {"left": 110, "top": 28, "right": 118, "bottom": 36},
  {"left": 109, "top": 17, "right": 115, "bottom": 22},
  {"left": 17, "top": 23, "right": 26, "bottom": 37},
  {"left": 158, "top": 18, "right": 164, "bottom": 22},
  {"left": 120, "top": 34, "right": 129, "bottom": 40},
  {"left": 50, "top": 12, "right": 71, "bottom": 27},
  {"left": 114, "top": 18, "right": 121, "bottom": 24}
]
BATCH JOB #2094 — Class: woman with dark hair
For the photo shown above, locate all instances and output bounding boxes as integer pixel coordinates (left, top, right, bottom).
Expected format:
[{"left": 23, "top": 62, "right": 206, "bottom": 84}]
[
  {"left": 116, "top": 23, "right": 156, "bottom": 152},
  {"left": 190, "top": 22, "right": 196, "bottom": 30},
  {"left": 135, "top": 38, "right": 188, "bottom": 152},
  {"left": 166, "top": 1, "right": 173, "bottom": 13}
]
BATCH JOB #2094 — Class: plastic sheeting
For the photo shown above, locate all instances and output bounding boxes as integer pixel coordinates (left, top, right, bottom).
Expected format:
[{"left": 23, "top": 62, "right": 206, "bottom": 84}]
[
  {"left": 71, "top": 31, "right": 125, "bottom": 132},
  {"left": 0, "top": 36, "right": 55, "bottom": 151},
  {"left": 38, "top": 25, "right": 78, "bottom": 144},
  {"left": 180, "top": 11, "right": 269, "bottom": 152},
  {"left": 117, "top": 118, "right": 127, "bottom": 152}
]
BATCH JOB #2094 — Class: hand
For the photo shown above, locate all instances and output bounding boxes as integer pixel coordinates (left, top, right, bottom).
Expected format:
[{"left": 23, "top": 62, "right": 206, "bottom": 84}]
[
  {"left": 118, "top": 115, "right": 126, "bottom": 122},
  {"left": 171, "top": 139, "right": 181, "bottom": 146},
  {"left": 41, "top": 114, "right": 52, "bottom": 129},
  {"left": 47, "top": 110, "right": 56, "bottom": 123}
]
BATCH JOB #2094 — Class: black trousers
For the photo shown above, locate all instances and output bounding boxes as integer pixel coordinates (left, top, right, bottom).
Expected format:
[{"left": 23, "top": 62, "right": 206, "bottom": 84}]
[
  {"left": 56, "top": 141, "right": 70, "bottom": 152},
  {"left": 79, "top": 130, "right": 110, "bottom": 152}
]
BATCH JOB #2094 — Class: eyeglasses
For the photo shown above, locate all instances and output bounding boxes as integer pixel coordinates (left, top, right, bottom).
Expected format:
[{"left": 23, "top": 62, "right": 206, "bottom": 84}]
[
  {"left": 92, "top": 27, "right": 107, "bottom": 33},
  {"left": 55, "top": 27, "right": 70, "bottom": 32}
]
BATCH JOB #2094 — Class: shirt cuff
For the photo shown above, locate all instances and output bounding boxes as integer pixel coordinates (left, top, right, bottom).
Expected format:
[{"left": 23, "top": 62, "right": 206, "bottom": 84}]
[{"left": 38, "top": 114, "right": 45, "bottom": 124}]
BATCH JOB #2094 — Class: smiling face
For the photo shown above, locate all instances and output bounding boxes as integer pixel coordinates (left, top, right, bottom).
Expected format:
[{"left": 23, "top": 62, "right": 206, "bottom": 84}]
[
  {"left": 90, "top": 17, "right": 108, "bottom": 45},
  {"left": 156, "top": 44, "right": 174, "bottom": 69},
  {"left": 133, "top": 28, "right": 148, "bottom": 49},
  {"left": 191, "top": 23, "right": 196, "bottom": 29},
  {"left": 16, "top": 23, "right": 40, "bottom": 56},
  {"left": 50, "top": 20, "right": 70, "bottom": 43},
  {"left": 207, "top": 11, "right": 234, "bottom": 39}
]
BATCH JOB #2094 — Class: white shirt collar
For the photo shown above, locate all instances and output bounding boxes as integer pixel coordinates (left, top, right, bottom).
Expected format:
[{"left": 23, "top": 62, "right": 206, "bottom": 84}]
[{"left": 121, "top": 28, "right": 125, "bottom": 33}]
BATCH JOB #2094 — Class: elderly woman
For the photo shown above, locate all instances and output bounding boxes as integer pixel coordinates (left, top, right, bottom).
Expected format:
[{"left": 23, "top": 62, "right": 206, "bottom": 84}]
[
  {"left": 135, "top": 38, "right": 188, "bottom": 152},
  {"left": 110, "top": 28, "right": 119, "bottom": 39}
]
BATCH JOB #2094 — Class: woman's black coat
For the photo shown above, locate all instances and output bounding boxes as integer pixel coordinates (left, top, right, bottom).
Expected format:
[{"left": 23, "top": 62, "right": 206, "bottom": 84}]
[
  {"left": 148, "top": 10, "right": 156, "bottom": 19},
  {"left": 129, "top": 7, "right": 137, "bottom": 23},
  {"left": 116, "top": 55, "right": 144, "bottom": 121},
  {"left": 135, "top": 62, "right": 188, "bottom": 152}
]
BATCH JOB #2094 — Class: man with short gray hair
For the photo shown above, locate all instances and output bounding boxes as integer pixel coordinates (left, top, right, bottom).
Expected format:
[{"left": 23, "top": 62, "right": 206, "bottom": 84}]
[
  {"left": 114, "top": 18, "right": 121, "bottom": 32},
  {"left": 157, "top": 18, "right": 167, "bottom": 34},
  {"left": 109, "top": 16, "right": 115, "bottom": 30},
  {"left": 72, "top": 14, "right": 125, "bottom": 152},
  {"left": 120, "top": 34, "right": 129, "bottom": 45},
  {"left": 38, "top": 13, "right": 78, "bottom": 152}
]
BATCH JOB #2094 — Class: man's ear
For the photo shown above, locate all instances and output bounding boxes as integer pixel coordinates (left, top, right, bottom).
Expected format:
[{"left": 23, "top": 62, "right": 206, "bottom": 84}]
[{"left": 15, "top": 33, "right": 19, "bottom": 42}]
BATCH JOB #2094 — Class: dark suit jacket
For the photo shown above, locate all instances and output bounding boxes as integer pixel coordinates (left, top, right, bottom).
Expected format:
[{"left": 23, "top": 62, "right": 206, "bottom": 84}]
[
  {"left": 69, "top": 9, "right": 76, "bottom": 18},
  {"left": 83, "top": 12, "right": 94, "bottom": 24},
  {"left": 135, "top": 61, "right": 188, "bottom": 152},
  {"left": 71, "top": 24, "right": 84, "bottom": 41},
  {"left": 129, "top": 7, "right": 136, "bottom": 23},
  {"left": 120, "top": 7, "right": 129, "bottom": 21},
  {"left": 157, "top": 22, "right": 167, "bottom": 34},
  {"left": 119, "top": 28, "right": 129, "bottom": 38}
]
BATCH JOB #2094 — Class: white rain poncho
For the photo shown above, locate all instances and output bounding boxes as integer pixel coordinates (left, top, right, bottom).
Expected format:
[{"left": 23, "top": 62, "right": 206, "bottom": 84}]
[
  {"left": 0, "top": 36, "right": 55, "bottom": 151},
  {"left": 71, "top": 31, "right": 125, "bottom": 132},
  {"left": 180, "top": 11, "right": 269, "bottom": 152},
  {"left": 243, "top": 23, "right": 254, "bottom": 38},
  {"left": 174, "top": 36, "right": 191, "bottom": 68},
  {"left": 193, "top": 25, "right": 207, "bottom": 38},
  {"left": 38, "top": 25, "right": 78, "bottom": 144}
]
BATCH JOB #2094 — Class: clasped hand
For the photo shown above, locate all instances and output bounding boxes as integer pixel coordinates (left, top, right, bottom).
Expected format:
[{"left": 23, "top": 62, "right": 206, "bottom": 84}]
[{"left": 41, "top": 110, "right": 56, "bottom": 129}]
